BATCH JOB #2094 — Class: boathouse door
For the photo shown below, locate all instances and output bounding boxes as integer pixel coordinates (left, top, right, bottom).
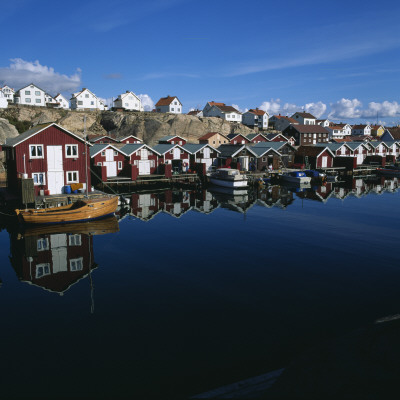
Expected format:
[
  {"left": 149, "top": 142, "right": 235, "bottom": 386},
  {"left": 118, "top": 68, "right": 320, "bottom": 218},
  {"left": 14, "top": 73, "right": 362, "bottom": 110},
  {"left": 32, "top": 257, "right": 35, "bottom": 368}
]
[
  {"left": 47, "top": 145, "right": 64, "bottom": 194},
  {"left": 104, "top": 149, "right": 117, "bottom": 177},
  {"left": 321, "top": 156, "right": 328, "bottom": 168},
  {"left": 50, "top": 234, "right": 68, "bottom": 273},
  {"left": 138, "top": 160, "right": 151, "bottom": 175}
]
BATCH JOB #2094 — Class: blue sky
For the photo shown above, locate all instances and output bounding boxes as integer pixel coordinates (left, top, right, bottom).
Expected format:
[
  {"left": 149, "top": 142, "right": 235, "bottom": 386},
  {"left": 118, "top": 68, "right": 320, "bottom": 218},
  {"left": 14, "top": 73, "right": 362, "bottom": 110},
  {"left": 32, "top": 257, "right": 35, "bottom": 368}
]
[{"left": 1, "top": 0, "right": 400, "bottom": 124}]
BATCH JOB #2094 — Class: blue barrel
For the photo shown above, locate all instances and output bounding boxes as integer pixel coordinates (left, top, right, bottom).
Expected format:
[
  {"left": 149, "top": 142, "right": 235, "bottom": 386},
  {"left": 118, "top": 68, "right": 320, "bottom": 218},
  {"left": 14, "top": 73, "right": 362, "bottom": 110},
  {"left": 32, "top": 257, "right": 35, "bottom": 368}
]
[
  {"left": 64, "top": 185, "right": 71, "bottom": 194},
  {"left": 73, "top": 190, "right": 78, "bottom": 194}
]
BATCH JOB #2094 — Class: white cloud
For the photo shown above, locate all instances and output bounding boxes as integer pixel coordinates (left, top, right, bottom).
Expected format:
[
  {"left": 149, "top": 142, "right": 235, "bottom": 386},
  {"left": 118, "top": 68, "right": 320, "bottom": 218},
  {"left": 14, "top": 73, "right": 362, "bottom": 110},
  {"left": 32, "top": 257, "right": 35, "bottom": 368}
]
[
  {"left": 328, "top": 98, "right": 363, "bottom": 119},
  {"left": 362, "top": 101, "right": 400, "bottom": 118},
  {"left": 259, "top": 98, "right": 327, "bottom": 117},
  {"left": 138, "top": 94, "right": 154, "bottom": 111},
  {"left": 304, "top": 102, "right": 327, "bottom": 118},
  {"left": 232, "top": 104, "right": 248, "bottom": 113},
  {"left": 0, "top": 58, "right": 81, "bottom": 95}
]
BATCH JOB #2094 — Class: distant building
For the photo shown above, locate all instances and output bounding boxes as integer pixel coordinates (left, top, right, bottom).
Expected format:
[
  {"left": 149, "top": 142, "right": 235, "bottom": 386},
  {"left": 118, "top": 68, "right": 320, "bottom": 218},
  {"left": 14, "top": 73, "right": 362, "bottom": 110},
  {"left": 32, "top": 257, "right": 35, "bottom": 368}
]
[
  {"left": 158, "top": 135, "right": 187, "bottom": 145},
  {"left": 187, "top": 109, "right": 203, "bottom": 117},
  {"left": 269, "top": 115, "right": 299, "bottom": 131},
  {"left": 155, "top": 96, "right": 182, "bottom": 114},
  {"left": 14, "top": 83, "right": 46, "bottom": 107},
  {"left": 113, "top": 91, "right": 143, "bottom": 111},
  {"left": 242, "top": 108, "right": 269, "bottom": 130},
  {"left": 70, "top": 88, "right": 107, "bottom": 111},
  {"left": 316, "top": 119, "right": 330, "bottom": 127},
  {"left": 351, "top": 124, "right": 371, "bottom": 136},
  {"left": 0, "top": 90, "right": 8, "bottom": 108},
  {"left": 370, "top": 125, "right": 385, "bottom": 137},
  {"left": 291, "top": 112, "right": 317, "bottom": 125},
  {"left": 0, "top": 85, "right": 14, "bottom": 102},
  {"left": 202, "top": 102, "right": 242, "bottom": 122},
  {"left": 54, "top": 94, "right": 70, "bottom": 109},
  {"left": 198, "top": 132, "right": 229, "bottom": 146},
  {"left": 283, "top": 124, "right": 329, "bottom": 146}
]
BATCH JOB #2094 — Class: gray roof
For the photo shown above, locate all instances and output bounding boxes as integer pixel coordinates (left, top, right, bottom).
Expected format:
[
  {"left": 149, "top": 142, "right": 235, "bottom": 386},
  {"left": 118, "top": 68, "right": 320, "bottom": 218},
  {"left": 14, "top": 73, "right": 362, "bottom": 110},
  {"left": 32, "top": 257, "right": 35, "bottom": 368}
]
[
  {"left": 120, "top": 143, "right": 160, "bottom": 156},
  {"left": 251, "top": 141, "right": 291, "bottom": 151},
  {"left": 182, "top": 143, "right": 220, "bottom": 154},
  {"left": 89, "top": 143, "right": 124, "bottom": 157},
  {"left": 346, "top": 142, "right": 367, "bottom": 150},
  {"left": 314, "top": 142, "right": 347, "bottom": 151},
  {"left": 249, "top": 146, "right": 281, "bottom": 157},
  {"left": 218, "top": 144, "right": 246, "bottom": 157},
  {"left": 152, "top": 143, "right": 182, "bottom": 155},
  {"left": 158, "top": 135, "right": 185, "bottom": 142},
  {"left": 4, "top": 122, "right": 87, "bottom": 147}
]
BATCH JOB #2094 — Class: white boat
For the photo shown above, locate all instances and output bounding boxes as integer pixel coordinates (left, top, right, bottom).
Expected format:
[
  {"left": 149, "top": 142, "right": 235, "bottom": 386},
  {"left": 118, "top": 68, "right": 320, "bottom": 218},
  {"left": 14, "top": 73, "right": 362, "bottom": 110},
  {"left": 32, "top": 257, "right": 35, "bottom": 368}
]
[
  {"left": 280, "top": 171, "right": 312, "bottom": 184},
  {"left": 209, "top": 168, "right": 248, "bottom": 188}
]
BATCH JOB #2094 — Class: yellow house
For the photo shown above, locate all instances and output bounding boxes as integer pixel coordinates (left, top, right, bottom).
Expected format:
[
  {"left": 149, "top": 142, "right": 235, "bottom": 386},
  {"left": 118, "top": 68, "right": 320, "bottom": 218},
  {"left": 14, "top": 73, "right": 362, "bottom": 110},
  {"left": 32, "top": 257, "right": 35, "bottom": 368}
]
[{"left": 371, "top": 125, "right": 385, "bottom": 137}]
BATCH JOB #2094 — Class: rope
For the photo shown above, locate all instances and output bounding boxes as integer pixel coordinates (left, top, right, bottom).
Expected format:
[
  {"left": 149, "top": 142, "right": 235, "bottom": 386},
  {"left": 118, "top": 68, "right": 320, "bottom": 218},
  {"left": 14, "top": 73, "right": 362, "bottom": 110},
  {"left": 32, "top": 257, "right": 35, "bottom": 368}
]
[
  {"left": 90, "top": 167, "right": 127, "bottom": 204},
  {"left": 0, "top": 210, "right": 16, "bottom": 217}
]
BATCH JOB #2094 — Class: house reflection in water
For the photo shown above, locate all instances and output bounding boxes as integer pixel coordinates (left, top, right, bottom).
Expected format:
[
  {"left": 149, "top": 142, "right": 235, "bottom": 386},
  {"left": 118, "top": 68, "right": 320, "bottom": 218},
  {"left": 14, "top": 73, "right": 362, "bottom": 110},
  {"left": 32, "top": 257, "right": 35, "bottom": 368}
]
[
  {"left": 257, "top": 185, "right": 294, "bottom": 209},
  {"left": 8, "top": 217, "right": 119, "bottom": 295}
]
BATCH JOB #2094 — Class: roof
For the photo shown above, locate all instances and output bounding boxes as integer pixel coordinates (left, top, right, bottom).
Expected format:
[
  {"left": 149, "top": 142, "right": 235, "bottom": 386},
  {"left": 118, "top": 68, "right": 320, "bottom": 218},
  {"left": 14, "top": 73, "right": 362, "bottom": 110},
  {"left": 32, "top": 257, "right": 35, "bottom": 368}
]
[
  {"left": 120, "top": 143, "right": 160, "bottom": 156},
  {"left": 227, "top": 133, "right": 248, "bottom": 140},
  {"left": 296, "top": 145, "right": 335, "bottom": 158},
  {"left": 182, "top": 143, "right": 220, "bottom": 154},
  {"left": 272, "top": 115, "right": 298, "bottom": 124},
  {"left": 155, "top": 96, "right": 180, "bottom": 106},
  {"left": 252, "top": 141, "right": 293, "bottom": 151},
  {"left": 264, "top": 133, "right": 288, "bottom": 141},
  {"left": 215, "top": 105, "right": 241, "bottom": 114},
  {"left": 247, "top": 108, "right": 266, "bottom": 116},
  {"left": 352, "top": 124, "right": 370, "bottom": 129},
  {"left": 285, "top": 124, "right": 329, "bottom": 134},
  {"left": 187, "top": 110, "right": 200, "bottom": 116},
  {"left": 152, "top": 143, "right": 188, "bottom": 155},
  {"left": 158, "top": 135, "right": 186, "bottom": 143},
  {"left": 386, "top": 127, "right": 400, "bottom": 140},
  {"left": 4, "top": 122, "right": 87, "bottom": 147},
  {"left": 345, "top": 142, "right": 369, "bottom": 151},
  {"left": 292, "top": 112, "right": 316, "bottom": 119},
  {"left": 117, "top": 134, "right": 141, "bottom": 142},
  {"left": 246, "top": 133, "right": 266, "bottom": 140},
  {"left": 15, "top": 82, "right": 47, "bottom": 95},
  {"left": 198, "top": 132, "right": 229, "bottom": 141},
  {"left": 208, "top": 101, "right": 225, "bottom": 107},
  {"left": 218, "top": 144, "right": 257, "bottom": 158},
  {"left": 314, "top": 142, "right": 350, "bottom": 152},
  {"left": 90, "top": 143, "right": 122, "bottom": 157},
  {"left": 248, "top": 145, "right": 281, "bottom": 157},
  {"left": 71, "top": 88, "right": 97, "bottom": 99}
]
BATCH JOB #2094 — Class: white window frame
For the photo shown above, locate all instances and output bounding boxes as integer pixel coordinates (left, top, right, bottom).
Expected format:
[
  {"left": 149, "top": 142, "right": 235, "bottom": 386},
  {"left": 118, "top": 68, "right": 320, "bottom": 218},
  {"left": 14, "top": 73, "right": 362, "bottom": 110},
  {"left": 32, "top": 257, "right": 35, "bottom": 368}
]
[
  {"left": 36, "top": 263, "right": 51, "bottom": 279},
  {"left": 66, "top": 171, "right": 79, "bottom": 183},
  {"left": 97, "top": 162, "right": 102, "bottom": 166},
  {"left": 29, "top": 144, "right": 44, "bottom": 159},
  {"left": 114, "top": 150, "right": 118, "bottom": 156},
  {"left": 70, "top": 257, "right": 83, "bottom": 271},
  {"left": 101, "top": 151, "right": 105, "bottom": 156},
  {"left": 68, "top": 234, "right": 82, "bottom": 246},
  {"left": 65, "top": 144, "right": 79, "bottom": 158},
  {"left": 32, "top": 172, "right": 46, "bottom": 186},
  {"left": 37, "top": 238, "right": 49, "bottom": 252},
  {"left": 118, "top": 161, "right": 122, "bottom": 170}
]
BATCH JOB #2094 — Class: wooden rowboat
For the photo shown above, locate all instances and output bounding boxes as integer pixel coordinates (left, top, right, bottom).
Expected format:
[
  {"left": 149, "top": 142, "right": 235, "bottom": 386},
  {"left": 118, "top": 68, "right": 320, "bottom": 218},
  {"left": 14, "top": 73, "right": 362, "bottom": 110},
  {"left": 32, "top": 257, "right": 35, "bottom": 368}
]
[
  {"left": 15, "top": 195, "right": 118, "bottom": 225},
  {"left": 20, "top": 215, "right": 119, "bottom": 237}
]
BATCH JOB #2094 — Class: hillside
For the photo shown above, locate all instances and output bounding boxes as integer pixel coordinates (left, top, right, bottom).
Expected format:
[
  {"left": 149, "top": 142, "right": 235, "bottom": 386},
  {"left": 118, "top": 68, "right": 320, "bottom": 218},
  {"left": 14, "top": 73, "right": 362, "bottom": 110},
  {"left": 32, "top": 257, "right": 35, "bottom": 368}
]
[{"left": 0, "top": 105, "right": 258, "bottom": 145}]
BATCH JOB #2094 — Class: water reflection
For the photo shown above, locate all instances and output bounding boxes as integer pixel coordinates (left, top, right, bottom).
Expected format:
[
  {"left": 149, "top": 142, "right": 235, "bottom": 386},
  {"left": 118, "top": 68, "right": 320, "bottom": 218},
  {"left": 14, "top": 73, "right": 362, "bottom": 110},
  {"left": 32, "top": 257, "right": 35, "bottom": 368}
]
[{"left": 8, "top": 216, "right": 119, "bottom": 296}]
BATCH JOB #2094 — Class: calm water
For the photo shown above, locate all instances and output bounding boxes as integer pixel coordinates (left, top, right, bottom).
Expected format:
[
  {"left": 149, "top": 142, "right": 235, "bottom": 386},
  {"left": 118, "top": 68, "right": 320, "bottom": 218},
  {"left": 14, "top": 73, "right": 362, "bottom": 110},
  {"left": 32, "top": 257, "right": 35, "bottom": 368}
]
[{"left": 1, "top": 177, "right": 400, "bottom": 399}]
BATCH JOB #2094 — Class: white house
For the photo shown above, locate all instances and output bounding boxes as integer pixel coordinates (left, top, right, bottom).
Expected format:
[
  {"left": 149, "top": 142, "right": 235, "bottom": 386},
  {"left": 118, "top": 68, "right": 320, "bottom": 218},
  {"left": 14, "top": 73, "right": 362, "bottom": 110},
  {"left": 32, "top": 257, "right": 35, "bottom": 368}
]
[
  {"left": 0, "top": 91, "right": 8, "bottom": 108},
  {"left": 326, "top": 123, "right": 352, "bottom": 139},
  {"left": 45, "top": 93, "right": 59, "bottom": 107},
  {"left": 14, "top": 83, "right": 46, "bottom": 107},
  {"left": 242, "top": 108, "right": 269, "bottom": 130},
  {"left": 70, "top": 88, "right": 108, "bottom": 111},
  {"left": 1, "top": 85, "right": 14, "bottom": 102},
  {"left": 203, "top": 103, "right": 242, "bottom": 122},
  {"left": 155, "top": 96, "right": 182, "bottom": 114},
  {"left": 54, "top": 93, "right": 70, "bottom": 109},
  {"left": 352, "top": 124, "right": 371, "bottom": 136},
  {"left": 114, "top": 91, "right": 143, "bottom": 111},
  {"left": 316, "top": 119, "right": 330, "bottom": 127},
  {"left": 291, "top": 112, "right": 316, "bottom": 125}
]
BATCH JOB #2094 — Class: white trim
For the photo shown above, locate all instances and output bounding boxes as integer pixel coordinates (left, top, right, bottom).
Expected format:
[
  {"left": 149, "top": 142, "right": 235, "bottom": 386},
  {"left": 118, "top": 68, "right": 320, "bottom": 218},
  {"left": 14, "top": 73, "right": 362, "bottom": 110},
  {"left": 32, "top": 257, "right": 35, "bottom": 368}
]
[
  {"left": 29, "top": 144, "right": 44, "bottom": 159},
  {"left": 118, "top": 161, "right": 122, "bottom": 170},
  {"left": 65, "top": 144, "right": 79, "bottom": 158},
  {"left": 32, "top": 172, "right": 46, "bottom": 185},
  {"left": 66, "top": 171, "right": 79, "bottom": 183},
  {"left": 70, "top": 257, "right": 83, "bottom": 271}
]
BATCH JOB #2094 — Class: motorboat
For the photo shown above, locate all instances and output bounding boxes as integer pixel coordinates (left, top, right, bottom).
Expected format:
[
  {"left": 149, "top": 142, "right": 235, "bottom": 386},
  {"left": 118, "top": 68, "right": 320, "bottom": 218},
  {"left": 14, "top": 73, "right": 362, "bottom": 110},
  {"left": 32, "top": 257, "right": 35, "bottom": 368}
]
[
  {"left": 209, "top": 168, "right": 248, "bottom": 188},
  {"left": 15, "top": 195, "right": 119, "bottom": 225},
  {"left": 279, "top": 171, "right": 312, "bottom": 184}
]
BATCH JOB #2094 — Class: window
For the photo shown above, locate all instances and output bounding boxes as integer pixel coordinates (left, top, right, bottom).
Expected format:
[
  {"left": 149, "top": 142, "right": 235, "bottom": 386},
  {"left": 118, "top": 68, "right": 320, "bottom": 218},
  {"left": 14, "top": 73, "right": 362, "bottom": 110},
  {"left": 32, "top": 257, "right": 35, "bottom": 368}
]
[
  {"left": 150, "top": 160, "right": 155, "bottom": 167},
  {"left": 262, "top": 157, "right": 267, "bottom": 162},
  {"left": 78, "top": 101, "right": 83, "bottom": 105},
  {"left": 37, "top": 238, "right": 49, "bottom": 251},
  {"left": 32, "top": 172, "right": 45, "bottom": 185},
  {"left": 118, "top": 161, "right": 122, "bottom": 170},
  {"left": 26, "top": 98, "right": 31, "bottom": 103},
  {"left": 91, "top": 101, "right": 94, "bottom": 105},
  {"left": 125, "top": 103, "right": 129, "bottom": 107},
  {"left": 70, "top": 257, "right": 83, "bottom": 271},
  {"left": 177, "top": 108, "right": 181, "bottom": 112},
  {"left": 213, "top": 141, "right": 215, "bottom": 144},
  {"left": 36, "top": 99, "right": 41, "bottom": 103},
  {"left": 180, "top": 150, "right": 184, "bottom": 154},
  {"left": 30, "top": 145, "right": 44, "bottom": 158},
  {"left": 36, "top": 263, "right": 51, "bottom": 278},
  {"left": 66, "top": 171, "right": 79, "bottom": 183},
  {"left": 170, "top": 150, "right": 173, "bottom": 154},
  {"left": 171, "top": 108, "right": 175, "bottom": 111},
  {"left": 179, "top": 141, "right": 182, "bottom": 145},
  {"left": 85, "top": 94, "right": 89, "bottom": 98},
  {"left": 35, "top": 91, "right": 40, "bottom": 96},
  {"left": 25, "top": 90, "right": 31, "bottom": 95},
  {"left": 66, "top": 145, "right": 78, "bottom": 158},
  {"left": 114, "top": 151, "right": 118, "bottom": 156},
  {"left": 69, "top": 234, "right": 81, "bottom": 246},
  {"left": 97, "top": 162, "right": 102, "bottom": 166}
]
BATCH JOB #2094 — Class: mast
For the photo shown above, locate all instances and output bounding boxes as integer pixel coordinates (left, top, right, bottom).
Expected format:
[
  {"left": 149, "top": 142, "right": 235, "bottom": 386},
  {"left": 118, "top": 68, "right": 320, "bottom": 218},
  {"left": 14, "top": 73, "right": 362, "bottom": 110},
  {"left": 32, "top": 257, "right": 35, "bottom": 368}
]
[{"left": 84, "top": 115, "right": 89, "bottom": 198}]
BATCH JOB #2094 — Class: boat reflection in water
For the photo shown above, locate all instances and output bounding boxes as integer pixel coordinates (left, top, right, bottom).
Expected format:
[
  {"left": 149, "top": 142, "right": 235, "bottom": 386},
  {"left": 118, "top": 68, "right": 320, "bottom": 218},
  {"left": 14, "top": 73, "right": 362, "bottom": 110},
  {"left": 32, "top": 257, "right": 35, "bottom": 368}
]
[{"left": 9, "top": 216, "right": 119, "bottom": 296}]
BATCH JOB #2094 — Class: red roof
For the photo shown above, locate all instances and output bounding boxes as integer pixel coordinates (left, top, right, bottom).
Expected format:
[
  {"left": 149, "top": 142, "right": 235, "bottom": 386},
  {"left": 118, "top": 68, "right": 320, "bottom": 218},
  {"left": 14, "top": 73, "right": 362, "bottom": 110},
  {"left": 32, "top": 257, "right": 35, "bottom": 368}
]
[
  {"left": 155, "top": 96, "right": 179, "bottom": 106},
  {"left": 217, "top": 105, "right": 241, "bottom": 114},
  {"left": 187, "top": 110, "right": 201, "bottom": 116},
  {"left": 208, "top": 101, "right": 225, "bottom": 107},
  {"left": 248, "top": 108, "right": 265, "bottom": 116},
  {"left": 292, "top": 112, "right": 316, "bottom": 119},
  {"left": 273, "top": 115, "right": 298, "bottom": 123},
  {"left": 198, "top": 132, "right": 228, "bottom": 141},
  {"left": 288, "top": 124, "right": 329, "bottom": 134}
]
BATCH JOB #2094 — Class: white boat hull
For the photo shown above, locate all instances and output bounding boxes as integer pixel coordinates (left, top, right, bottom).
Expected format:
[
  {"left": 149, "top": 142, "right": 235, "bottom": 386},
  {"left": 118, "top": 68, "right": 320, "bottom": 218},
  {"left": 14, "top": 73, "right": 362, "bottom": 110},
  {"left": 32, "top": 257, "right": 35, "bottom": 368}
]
[{"left": 209, "top": 177, "right": 248, "bottom": 188}]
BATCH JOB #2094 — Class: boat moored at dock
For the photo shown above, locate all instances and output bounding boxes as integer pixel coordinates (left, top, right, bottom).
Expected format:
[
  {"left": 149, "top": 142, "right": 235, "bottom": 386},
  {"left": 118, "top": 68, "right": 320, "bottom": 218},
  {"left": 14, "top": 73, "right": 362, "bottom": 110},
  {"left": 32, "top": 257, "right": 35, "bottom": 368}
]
[
  {"left": 279, "top": 171, "right": 312, "bottom": 184},
  {"left": 376, "top": 166, "right": 400, "bottom": 177},
  {"left": 209, "top": 168, "right": 248, "bottom": 188}
]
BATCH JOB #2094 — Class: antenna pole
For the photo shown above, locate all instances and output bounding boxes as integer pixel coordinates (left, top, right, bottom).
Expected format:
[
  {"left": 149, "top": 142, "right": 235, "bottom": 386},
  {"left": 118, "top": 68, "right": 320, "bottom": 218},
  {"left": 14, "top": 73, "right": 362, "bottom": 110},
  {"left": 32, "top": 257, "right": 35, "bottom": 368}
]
[{"left": 84, "top": 115, "right": 89, "bottom": 198}]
